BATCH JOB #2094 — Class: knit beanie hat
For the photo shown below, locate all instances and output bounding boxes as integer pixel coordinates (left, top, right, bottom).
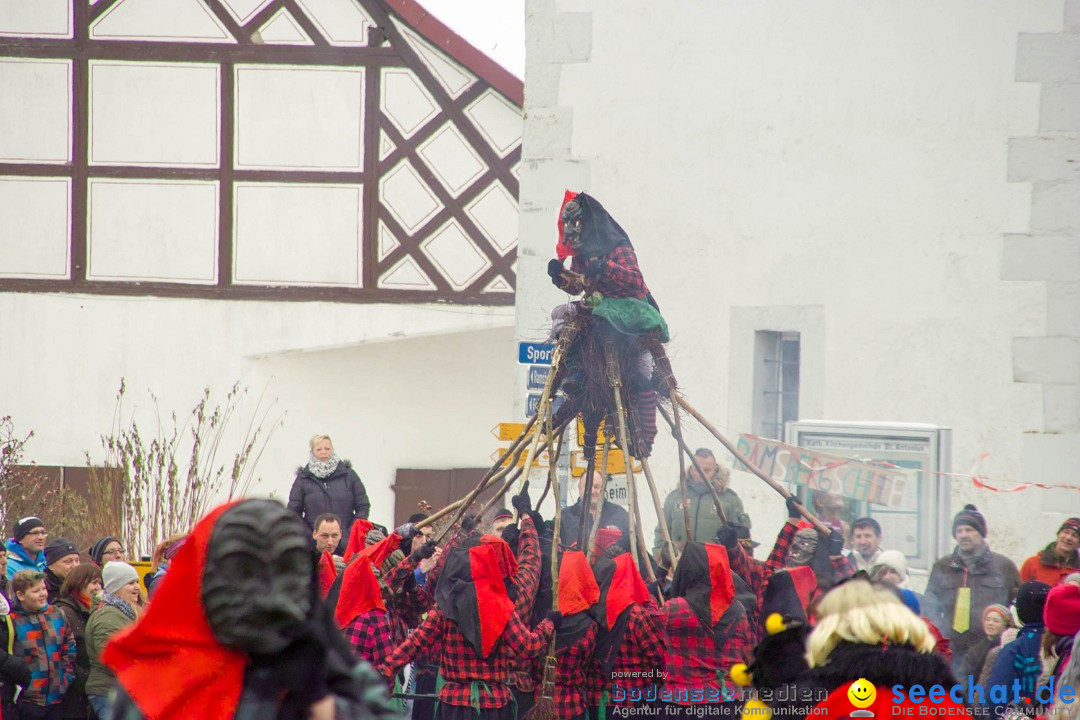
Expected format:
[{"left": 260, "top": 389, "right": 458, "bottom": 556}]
[
  {"left": 44, "top": 538, "right": 79, "bottom": 565},
  {"left": 1043, "top": 583, "right": 1080, "bottom": 636},
  {"left": 871, "top": 550, "right": 909, "bottom": 581},
  {"left": 953, "top": 504, "right": 987, "bottom": 538},
  {"left": 1060, "top": 518, "right": 1080, "bottom": 539},
  {"left": 1015, "top": 580, "right": 1052, "bottom": 625},
  {"left": 982, "top": 603, "right": 1013, "bottom": 629},
  {"left": 88, "top": 536, "right": 122, "bottom": 566},
  {"left": 102, "top": 561, "right": 140, "bottom": 595},
  {"left": 12, "top": 516, "right": 44, "bottom": 542}
]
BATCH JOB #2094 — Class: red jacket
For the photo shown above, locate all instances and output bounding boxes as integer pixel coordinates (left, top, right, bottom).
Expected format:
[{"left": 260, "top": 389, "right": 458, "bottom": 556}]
[{"left": 1020, "top": 545, "right": 1079, "bottom": 587}]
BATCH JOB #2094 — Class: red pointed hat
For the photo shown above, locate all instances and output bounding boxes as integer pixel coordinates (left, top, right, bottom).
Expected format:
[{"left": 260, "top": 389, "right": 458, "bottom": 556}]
[
  {"left": 596, "top": 553, "right": 649, "bottom": 630},
  {"left": 559, "top": 550, "right": 600, "bottom": 616},
  {"left": 343, "top": 518, "right": 374, "bottom": 562},
  {"left": 478, "top": 533, "right": 518, "bottom": 579},
  {"left": 357, "top": 532, "right": 401, "bottom": 571},
  {"left": 669, "top": 542, "right": 734, "bottom": 631},
  {"left": 102, "top": 501, "right": 248, "bottom": 720},
  {"left": 434, "top": 540, "right": 516, "bottom": 658},
  {"left": 555, "top": 190, "right": 579, "bottom": 260},
  {"left": 334, "top": 553, "right": 385, "bottom": 629},
  {"left": 318, "top": 550, "right": 337, "bottom": 597}
]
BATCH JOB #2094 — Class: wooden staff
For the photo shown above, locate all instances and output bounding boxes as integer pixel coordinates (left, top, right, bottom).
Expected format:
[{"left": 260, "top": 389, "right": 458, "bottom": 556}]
[
  {"left": 414, "top": 498, "right": 465, "bottom": 530},
  {"left": 674, "top": 396, "right": 830, "bottom": 536},
  {"left": 528, "top": 400, "right": 561, "bottom": 720},
  {"left": 639, "top": 456, "right": 679, "bottom": 567},
  {"left": 434, "top": 419, "right": 538, "bottom": 543},
  {"left": 670, "top": 394, "right": 694, "bottom": 540},
  {"left": 657, "top": 404, "right": 730, "bottom": 527},
  {"left": 477, "top": 417, "right": 569, "bottom": 518},
  {"left": 585, "top": 434, "right": 612, "bottom": 561},
  {"left": 606, "top": 345, "right": 655, "bottom": 584}
]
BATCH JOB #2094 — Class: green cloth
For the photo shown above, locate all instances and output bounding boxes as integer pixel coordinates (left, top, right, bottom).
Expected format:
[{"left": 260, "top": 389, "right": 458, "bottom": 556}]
[
  {"left": 586, "top": 294, "right": 670, "bottom": 343},
  {"left": 653, "top": 481, "right": 752, "bottom": 563},
  {"left": 84, "top": 603, "right": 135, "bottom": 697}
]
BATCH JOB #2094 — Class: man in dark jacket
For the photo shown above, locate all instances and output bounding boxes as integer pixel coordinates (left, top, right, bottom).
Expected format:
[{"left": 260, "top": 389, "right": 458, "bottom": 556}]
[
  {"left": 44, "top": 539, "right": 81, "bottom": 603},
  {"left": 922, "top": 504, "right": 1021, "bottom": 679},
  {"left": 288, "top": 434, "right": 370, "bottom": 555},
  {"left": 559, "top": 470, "right": 630, "bottom": 551}
]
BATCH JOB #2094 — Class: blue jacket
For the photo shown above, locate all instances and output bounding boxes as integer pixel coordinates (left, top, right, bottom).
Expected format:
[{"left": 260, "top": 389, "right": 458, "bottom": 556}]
[
  {"left": 10, "top": 603, "right": 76, "bottom": 706},
  {"left": 986, "top": 623, "right": 1045, "bottom": 717},
  {"left": 4, "top": 538, "right": 46, "bottom": 580}
]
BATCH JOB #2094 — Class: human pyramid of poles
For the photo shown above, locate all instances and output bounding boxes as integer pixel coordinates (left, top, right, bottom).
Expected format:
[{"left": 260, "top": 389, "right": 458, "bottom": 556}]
[{"left": 399, "top": 316, "right": 833, "bottom": 716}]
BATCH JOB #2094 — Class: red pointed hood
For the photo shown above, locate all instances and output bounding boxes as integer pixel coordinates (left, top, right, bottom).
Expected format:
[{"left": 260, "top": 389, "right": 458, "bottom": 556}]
[
  {"left": 670, "top": 542, "right": 735, "bottom": 630},
  {"left": 559, "top": 550, "right": 600, "bottom": 616},
  {"left": 595, "top": 553, "right": 649, "bottom": 630},
  {"left": 478, "top": 533, "right": 518, "bottom": 578},
  {"left": 334, "top": 554, "right": 385, "bottom": 629},
  {"left": 357, "top": 533, "right": 401, "bottom": 571},
  {"left": 102, "top": 501, "right": 248, "bottom": 720},
  {"left": 343, "top": 519, "right": 374, "bottom": 562},
  {"left": 705, "top": 544, "right": 735, "bottom": 625},
  {"left": 555, "top": 189, "right": 579, "bottom": 260},
  {"left": 318, "top": 550, "right": 338, "bottom": 597}
]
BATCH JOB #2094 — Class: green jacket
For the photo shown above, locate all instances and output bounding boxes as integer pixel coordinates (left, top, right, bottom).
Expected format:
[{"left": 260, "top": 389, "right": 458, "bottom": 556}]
[
  {"left": 84, "top": 602, "right": 135, "bottom": 698},
  {"left": 653, "top": 481, "right": 752, "bottom": 561}
]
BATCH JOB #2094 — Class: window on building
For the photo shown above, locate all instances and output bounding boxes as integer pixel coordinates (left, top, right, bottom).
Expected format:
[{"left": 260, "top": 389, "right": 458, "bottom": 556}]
[{"left": 753, "top": 331, "right": 801, "bottom": 440}]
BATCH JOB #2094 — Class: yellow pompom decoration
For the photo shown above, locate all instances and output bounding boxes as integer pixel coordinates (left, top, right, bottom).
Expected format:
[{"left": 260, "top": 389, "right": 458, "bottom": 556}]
[
  {"left": 742, "top": 699, "right": 771, "bottom": 719},
  {"left": 729, "top": 662, "right": 752, "bottom": 687},
  {"left": 765, "top": 612, "right": 787, "bottom": 636}
]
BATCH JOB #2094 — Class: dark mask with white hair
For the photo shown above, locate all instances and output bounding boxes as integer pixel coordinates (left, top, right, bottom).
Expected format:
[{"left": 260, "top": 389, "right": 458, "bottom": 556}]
[{"left": 202, "top": 500, "right": 314, "bottom": 655}]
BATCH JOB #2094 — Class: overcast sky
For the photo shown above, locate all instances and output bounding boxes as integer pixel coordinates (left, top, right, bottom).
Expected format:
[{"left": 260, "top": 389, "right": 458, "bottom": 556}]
[{"left": 415, "top": 0, "right": 525, "bottom": 78}]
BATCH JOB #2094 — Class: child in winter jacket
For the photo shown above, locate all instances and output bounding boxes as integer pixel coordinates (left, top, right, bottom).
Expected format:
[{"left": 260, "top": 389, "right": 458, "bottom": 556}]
[{"left": 4, "top": 570, "right": 77, "bottom": 720}]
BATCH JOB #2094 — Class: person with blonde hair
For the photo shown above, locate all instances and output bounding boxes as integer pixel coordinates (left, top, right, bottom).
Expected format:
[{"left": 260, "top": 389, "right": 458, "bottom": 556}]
[
  {"left": 761, "top": 579, "right": 959, "bottom": 716},
  {"left": 288, "top": 434, "right": 370, "bottom": 554}
]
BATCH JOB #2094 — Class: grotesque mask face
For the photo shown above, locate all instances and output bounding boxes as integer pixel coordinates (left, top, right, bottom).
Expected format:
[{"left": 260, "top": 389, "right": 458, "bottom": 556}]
[
  {"left": 786, "top": 529, "right": 819, "bottom": 567},
  {"left": 203, "top": 500, "right": 313, "bottom": 656},
  {"left": 561, "top": 201, "right": 583, "bottom": 251}
]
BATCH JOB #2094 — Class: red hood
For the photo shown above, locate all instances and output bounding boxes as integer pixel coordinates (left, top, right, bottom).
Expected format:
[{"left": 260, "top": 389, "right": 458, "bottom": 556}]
[
  {"left": 559, "top": 550, "right": 600, "bottom": 616},
  {"left": 343, "top": 519, "right": 374, "bottom": 563},
  {"left": 103, "top": 501, "right": 248, "bottom": 720},
  {"left": 334, "top": 554, "right": 385, "bottom": 628}
]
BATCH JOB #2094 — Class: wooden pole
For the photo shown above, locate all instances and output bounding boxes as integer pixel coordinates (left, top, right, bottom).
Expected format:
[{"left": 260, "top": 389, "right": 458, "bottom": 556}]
[
  {"left": 674, "top": 396, "right": 831, "bottom": 536},
  {"left": 477, "top": 419, "right": 568, "bottom": 518},
  {"left": 606, "top": 345, "right": 655, "bottom": 584},
  {"left": 585, "top": 434, "right": 612, "bottom": 561},
  {"left": 670, "top": 395, "right": 693, "bottom": 542},
  {"left": 639, "top": 456, "right": 679, "bottom": 567},
  {"left": 414, "top": 498, "right": 465, "bottom": 530},
  {"left": 657, "top": 404, "right": 731, "bottom": 528}
]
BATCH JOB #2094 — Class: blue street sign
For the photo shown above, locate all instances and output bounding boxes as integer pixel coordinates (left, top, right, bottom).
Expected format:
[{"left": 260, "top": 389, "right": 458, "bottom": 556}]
[
  {"left": 527, "top": 366, "right": 550, "bottom": 390},
  {"left": 526, "top": 393, "right": 542, "bottom": 417},
  {"left": 518, "top": 341, "right": 555, "bottom": 365}
]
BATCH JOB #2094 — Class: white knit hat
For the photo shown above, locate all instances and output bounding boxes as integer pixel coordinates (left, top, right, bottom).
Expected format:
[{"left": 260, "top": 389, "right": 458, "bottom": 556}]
[
  {"left": 871, "top": 550, "right": 909, "bottom": 580},
  {"left": 102, "top": 561, "right": 140, "bottom": 595}
]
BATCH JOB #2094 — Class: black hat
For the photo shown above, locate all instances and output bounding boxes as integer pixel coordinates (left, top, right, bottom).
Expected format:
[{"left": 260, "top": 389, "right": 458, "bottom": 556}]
[
  {"left": 1059, "top": 518, "right": 1080, "bottom": 538},
  {"left": 45, "top": 538, "right": 79, "bottom": 565},
  {"left": 492, "top": 508, "right": 514, "bottom": 521},
  {"left": 1015, "top": 580, "right": 1052, "bottom": 625},
  {"left": 12, "top": 516, "right": 44, "bottom": 542},
  {"left": 736, "top": 525, "right": 760, "bottom": 549},
  {"left": 953, "top": 504, "right": 987, "bottom": 538},
  {"left": 88, "top": 536, "right": 122, "bottom": 565},
  {"left": 407, "top": 513, "right": 429, "bottom": 525}
]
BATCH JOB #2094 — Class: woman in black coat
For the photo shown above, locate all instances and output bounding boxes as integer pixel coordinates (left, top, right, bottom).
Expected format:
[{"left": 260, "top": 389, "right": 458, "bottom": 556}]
[{"left": 287, "top": 434, "right": 370, "bottom": 554}]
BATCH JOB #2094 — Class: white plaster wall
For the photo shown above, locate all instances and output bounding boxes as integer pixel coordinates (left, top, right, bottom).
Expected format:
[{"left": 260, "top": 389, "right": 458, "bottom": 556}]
[
  {"left": 520, "top": 0, "right": 1069, "bottom": 568},
  {"left": 0, "top": 293, "right": 514, "bottom": 526}
]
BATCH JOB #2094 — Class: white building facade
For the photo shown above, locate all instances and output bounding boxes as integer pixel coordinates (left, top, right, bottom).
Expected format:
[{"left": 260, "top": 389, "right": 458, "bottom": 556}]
[{"left": 0, "top": 0, "right": 525, "bottom": 526}]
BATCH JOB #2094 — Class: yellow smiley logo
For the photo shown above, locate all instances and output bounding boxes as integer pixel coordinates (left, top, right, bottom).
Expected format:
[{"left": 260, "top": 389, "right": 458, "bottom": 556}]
[{"left": 848, "top": 679, "right": 876, "bottom": 709}]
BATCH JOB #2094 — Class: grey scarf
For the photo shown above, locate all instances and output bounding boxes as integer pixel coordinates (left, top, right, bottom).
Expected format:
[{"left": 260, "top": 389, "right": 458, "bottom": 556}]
[
  {"left": 307, "top": 453, "right": 341, "bottom": 479},
  {"left": 101, "top": 592, "right": 137, "bottom": 621}
]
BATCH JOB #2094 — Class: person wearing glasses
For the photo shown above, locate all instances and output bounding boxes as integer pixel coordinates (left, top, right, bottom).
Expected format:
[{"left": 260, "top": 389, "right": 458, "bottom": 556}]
[
  {"left": 5, "top": 516, "right": 49, "bottom": 580},
  {"left": 88, "top": 537, "right": 125, "bottom": 567}
]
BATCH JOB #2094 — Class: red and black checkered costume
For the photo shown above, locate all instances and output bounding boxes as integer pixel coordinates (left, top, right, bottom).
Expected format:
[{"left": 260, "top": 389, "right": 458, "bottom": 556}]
[
  {"left": 378, "top": 609, "right": 555, "bottom": 710},
  {"left": 593, "top": 601, "right": 665, "bottom": 709},
  {"left": 384, "top": 553, "right": 434, "bottom": 630},
  {"left": 506, "top": 515, "right": 542, "bottom": 694},
  {"left": 662, "top": 597, "right": 750, "bottom": 702},
  {"left": 344, "top": 609, "right": 397, "bottom": 669},
  {"left": 532, "top": 621, "right": 598, "bottom": 719},
  {"left": 559, "top": 245, "right": 650, "bottom": 300}
]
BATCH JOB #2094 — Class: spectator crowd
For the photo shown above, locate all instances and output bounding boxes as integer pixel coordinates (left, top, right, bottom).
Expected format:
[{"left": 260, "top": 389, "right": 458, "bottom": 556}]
[{"left": 0, "top": 435, "right": 1077, "bottom": 720}]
